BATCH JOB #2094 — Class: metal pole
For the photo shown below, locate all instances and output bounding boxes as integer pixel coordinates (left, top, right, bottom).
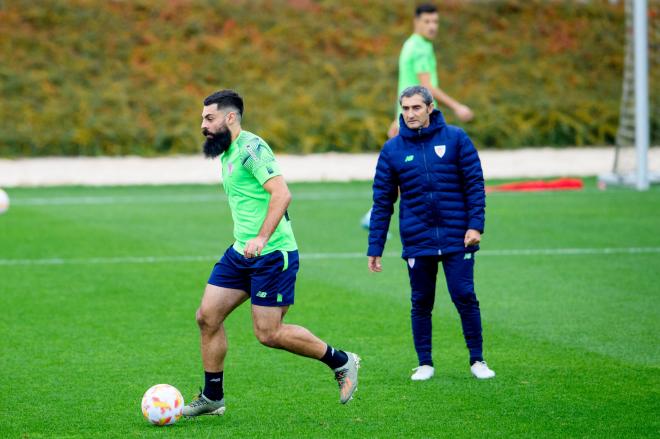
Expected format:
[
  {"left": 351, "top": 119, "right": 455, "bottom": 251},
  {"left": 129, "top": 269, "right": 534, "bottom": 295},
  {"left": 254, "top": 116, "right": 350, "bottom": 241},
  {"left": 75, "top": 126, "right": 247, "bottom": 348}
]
[{"left": 634, "top": 0, "right": 649, "bottom": 190}]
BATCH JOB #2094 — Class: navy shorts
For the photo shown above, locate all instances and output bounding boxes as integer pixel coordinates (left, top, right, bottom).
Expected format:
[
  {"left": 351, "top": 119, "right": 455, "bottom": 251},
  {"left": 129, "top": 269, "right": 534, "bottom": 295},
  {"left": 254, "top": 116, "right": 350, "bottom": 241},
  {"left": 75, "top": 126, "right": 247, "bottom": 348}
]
[{"left": 208, "top": 246, "right": 299, "bottom": 306}]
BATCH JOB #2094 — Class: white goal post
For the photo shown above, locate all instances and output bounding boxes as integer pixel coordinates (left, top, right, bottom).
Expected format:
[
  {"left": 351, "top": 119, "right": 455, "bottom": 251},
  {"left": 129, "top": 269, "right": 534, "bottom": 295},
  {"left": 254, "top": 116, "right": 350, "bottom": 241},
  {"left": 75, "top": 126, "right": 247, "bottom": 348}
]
[{"left": 599, "top": 0, "right": 658, "bottom": 190}]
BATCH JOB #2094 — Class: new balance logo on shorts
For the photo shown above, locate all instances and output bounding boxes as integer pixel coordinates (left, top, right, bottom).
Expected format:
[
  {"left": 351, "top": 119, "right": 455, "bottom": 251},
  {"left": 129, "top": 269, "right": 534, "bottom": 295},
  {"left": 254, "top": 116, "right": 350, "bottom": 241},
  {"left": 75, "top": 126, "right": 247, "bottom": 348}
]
[{"left": 208, "top": 247, "right": 299, "bottom": 307}]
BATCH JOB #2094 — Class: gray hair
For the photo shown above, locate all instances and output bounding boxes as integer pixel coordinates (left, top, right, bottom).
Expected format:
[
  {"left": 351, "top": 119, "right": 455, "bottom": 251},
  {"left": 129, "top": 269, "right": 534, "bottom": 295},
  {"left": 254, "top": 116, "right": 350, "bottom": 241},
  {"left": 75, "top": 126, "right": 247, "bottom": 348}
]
[{"left": 399, "top": 86, "right": 433, "bottom": 106}]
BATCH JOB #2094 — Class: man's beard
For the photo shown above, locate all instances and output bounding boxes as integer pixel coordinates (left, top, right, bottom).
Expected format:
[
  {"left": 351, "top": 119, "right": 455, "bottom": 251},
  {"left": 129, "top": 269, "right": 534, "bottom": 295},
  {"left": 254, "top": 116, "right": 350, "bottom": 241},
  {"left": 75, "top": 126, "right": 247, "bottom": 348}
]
[{"left": 202, "top": 127, "right": 232, "bottom": 158}]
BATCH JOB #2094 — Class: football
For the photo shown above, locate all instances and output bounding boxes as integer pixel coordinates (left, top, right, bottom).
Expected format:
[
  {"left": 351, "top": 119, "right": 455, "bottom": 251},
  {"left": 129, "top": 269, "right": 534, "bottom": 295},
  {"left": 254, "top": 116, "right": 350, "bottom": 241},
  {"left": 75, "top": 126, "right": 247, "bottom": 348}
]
[
  {"left": 0, "top": 189, "right": 9, "bottom": 215},
  {"left": 141, "top": 384, "right": 184, "bottom": 426}
]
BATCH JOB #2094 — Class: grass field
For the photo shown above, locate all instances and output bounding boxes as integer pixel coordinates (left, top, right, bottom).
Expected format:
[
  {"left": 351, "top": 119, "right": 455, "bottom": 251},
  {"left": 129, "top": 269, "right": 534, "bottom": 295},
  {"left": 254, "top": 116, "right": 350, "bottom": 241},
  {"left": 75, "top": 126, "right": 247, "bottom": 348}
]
[{"left": 1, "top": 180, "right": 658, "bottom": 438}]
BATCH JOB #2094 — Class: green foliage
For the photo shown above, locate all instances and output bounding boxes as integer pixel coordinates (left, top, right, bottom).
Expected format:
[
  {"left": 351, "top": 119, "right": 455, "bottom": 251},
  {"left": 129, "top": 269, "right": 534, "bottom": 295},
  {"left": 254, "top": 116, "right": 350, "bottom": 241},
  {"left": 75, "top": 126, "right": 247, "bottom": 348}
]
[{"left": 0, "top": 0, "right": 649, "bottom": 156}]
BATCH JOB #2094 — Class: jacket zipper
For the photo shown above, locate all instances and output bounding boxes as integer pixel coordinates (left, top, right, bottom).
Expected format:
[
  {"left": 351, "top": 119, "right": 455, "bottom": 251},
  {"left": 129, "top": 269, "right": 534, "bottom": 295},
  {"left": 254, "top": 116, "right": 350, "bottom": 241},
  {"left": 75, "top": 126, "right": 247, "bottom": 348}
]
[{"left": 419, "top": 129, "right": 441, "bottom": 254}]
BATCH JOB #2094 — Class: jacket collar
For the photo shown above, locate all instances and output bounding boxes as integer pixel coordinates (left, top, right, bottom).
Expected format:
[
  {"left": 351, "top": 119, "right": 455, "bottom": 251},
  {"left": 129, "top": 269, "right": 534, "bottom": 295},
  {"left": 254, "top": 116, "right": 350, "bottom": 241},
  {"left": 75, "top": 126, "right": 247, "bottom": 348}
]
[{"left": 398, "top": 109, "right": 446, "bottom": 140}]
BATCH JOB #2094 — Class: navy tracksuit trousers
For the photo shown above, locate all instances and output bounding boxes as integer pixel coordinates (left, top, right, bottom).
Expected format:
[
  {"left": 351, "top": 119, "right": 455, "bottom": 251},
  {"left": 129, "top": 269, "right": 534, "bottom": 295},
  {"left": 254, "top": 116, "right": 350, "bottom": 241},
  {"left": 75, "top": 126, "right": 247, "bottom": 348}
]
[{"left": 406, "top": 251, "right": 483, "bottom": 366}]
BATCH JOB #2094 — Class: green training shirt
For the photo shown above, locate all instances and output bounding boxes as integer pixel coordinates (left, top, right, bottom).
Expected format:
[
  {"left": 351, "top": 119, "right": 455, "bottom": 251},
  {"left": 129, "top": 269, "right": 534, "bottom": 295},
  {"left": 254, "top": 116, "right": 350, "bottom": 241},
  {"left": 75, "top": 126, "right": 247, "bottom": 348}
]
[
  {"left": 397, "top": 33, "right": 439, "bottom": 111},
  {"left": 220, "top": 130, "right": 297, "bottom": 255}
]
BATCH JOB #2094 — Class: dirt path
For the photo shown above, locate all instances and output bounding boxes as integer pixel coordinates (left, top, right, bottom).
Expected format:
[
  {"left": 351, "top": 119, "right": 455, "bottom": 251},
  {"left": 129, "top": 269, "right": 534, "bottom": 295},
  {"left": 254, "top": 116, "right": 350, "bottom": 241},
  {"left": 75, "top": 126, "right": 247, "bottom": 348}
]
[{"left": 0, "top": 147, "right": 658, "bottom": 187}]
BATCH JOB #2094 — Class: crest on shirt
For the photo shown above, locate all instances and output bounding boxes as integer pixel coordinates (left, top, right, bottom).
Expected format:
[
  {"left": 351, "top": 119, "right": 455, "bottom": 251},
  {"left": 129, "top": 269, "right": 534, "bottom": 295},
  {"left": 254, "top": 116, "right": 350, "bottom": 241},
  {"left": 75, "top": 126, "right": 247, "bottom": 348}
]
[
  {"left": 227, "top": 162, "right": 234, "bottom": 175},
  {"left": 434, "top": 145, "right": 446, "bottom": 158},
  {"left": 408, "top": 258, "right": 415, "bottom": 269}
]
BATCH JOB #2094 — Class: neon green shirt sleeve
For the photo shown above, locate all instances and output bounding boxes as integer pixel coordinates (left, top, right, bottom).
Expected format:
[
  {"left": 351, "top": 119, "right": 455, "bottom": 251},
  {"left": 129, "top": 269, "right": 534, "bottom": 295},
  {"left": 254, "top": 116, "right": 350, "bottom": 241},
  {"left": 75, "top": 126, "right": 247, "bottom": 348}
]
[{"left": 241, "top": 140, "right": 282, "bottom": 185}]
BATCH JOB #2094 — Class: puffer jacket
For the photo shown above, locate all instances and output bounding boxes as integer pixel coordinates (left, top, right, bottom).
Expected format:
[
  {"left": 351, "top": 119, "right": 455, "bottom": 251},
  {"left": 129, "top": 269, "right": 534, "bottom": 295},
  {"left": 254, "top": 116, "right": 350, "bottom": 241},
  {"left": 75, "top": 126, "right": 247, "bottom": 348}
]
[{"left": 367, "top": 109, "right": 485, "bottom": 259}]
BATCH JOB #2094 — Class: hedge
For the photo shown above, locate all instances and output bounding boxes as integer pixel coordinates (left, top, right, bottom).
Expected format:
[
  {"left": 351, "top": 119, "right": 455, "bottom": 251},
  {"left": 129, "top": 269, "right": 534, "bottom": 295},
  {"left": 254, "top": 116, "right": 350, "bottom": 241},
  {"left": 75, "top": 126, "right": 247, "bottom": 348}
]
[{"left": 0, "top": 0, "right": 655, "bottom": 156}]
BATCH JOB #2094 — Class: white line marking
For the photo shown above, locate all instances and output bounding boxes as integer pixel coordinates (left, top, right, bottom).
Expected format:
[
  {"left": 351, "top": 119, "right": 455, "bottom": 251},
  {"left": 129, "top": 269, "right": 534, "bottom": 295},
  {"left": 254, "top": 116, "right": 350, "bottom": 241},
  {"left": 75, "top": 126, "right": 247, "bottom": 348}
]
[
  {"left": 0, "top": 247, "right": 658, "bottom": 266},
  {"left": 481, "top": 247, "right": 660, "bottom": 256},
  {"left": 0, "top": 255, "right": 213, "bottom": 266},
  {"left": 13, "top": 194, "right": 222, "bottom": 206},
  {"left": 10, "top": 185, "right": 648, "bottom": 206},
  {"left": 10, "top": 191, "right": 372, "bottom": 206}
]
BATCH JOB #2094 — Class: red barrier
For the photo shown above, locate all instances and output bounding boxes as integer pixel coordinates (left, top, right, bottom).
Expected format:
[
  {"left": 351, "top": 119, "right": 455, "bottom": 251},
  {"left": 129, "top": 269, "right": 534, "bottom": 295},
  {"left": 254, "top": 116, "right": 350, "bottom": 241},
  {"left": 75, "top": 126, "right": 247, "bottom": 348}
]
[{"left": 486, "top": 178, "right": 584, "bottom": 193}]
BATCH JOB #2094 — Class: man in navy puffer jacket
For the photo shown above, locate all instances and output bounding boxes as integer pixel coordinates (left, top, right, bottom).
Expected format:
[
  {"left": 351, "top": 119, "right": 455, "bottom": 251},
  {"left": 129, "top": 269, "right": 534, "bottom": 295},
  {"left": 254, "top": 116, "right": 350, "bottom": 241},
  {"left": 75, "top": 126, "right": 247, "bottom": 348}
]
[{"left": 367, "top": 86, "right": 495, "bottom": 381}]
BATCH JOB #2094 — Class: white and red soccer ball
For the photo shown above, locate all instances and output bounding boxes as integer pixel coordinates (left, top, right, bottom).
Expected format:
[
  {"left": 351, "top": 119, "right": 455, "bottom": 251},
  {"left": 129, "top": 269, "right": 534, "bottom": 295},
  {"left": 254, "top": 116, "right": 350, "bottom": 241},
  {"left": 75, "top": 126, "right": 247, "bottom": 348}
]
[{"left": 141, "top": 384, "right": 184, "bottom": 426}]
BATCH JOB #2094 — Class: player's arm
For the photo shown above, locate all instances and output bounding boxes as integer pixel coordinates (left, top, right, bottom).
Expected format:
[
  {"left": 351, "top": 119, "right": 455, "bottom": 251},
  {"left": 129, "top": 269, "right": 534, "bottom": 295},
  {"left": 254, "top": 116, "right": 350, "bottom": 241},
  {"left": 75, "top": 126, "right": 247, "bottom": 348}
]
[
  {"left": 417, "top": 72, "right": 473, "bottom": 122},
  {"left": 457, "top": 130, "right": 485, "bottom": 247},
  {"left": 367, "top": 149, "right": 398, "bottom": 272},
  {"left": 243, "top": 176, "right": 291, "bottom": 258}
]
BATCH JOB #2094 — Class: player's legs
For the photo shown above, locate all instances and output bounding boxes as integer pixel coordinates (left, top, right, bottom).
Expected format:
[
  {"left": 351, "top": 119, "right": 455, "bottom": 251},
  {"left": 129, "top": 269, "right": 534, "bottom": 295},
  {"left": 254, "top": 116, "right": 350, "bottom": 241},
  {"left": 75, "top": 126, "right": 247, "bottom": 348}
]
[
  {"left": 251, "top": 304, "right": 360, "bottom": 403},
  {"left": 199, "top": 247, "right": 251, "bottom": 371},
  {"left": 249, "top": 250, "right": 338, "bottom": 358},
  {"left": 249, "top": 250, "right": 332, "bottom": 358},
  {"left": 251, "top": 304, "right": 325, "bottom": 357},
  {"left": 407, "top": 256, "right": 439, "bottom": 368},
  {"left": 184, "top": 247, "right": 251, "bottom": 417},
  {"left": 441, "top": 252, "right": 483, "bottom": 363},
  {"left": 197, "top": 284, "right": 249, "bottom": 372},
  {"left": 250, "top": 250, "right": 360, "bottom": 403},
  {"left": 183, "top": 284, "right": 248, "bottom": 417},
  {"left": 441, "top": 252, "right": 495, "bottom": 379}
]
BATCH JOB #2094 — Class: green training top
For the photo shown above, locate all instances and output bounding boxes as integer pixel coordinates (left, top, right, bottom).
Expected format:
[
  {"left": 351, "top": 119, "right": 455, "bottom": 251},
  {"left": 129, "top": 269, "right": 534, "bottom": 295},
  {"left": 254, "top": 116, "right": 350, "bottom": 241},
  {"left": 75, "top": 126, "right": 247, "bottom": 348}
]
[
  {"left": 397, "top": 33, "right": 439, "bottom": 111},
  {"left": 220, "top": 130, "right": 297, "bottom": 255}
]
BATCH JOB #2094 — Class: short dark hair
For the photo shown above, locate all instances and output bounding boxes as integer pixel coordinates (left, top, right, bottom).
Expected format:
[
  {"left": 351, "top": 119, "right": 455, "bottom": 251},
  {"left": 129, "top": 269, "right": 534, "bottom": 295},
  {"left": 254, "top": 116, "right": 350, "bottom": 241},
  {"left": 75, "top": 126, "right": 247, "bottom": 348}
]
[
  {"left": 415, "top": 3, "right": 437, "bottom": 17},
  {"left": 203, "top": 89, "right": 244, "bottom": 117},
  {"left": 399, "top": 86, "right": 433, "bottom": 106}
]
